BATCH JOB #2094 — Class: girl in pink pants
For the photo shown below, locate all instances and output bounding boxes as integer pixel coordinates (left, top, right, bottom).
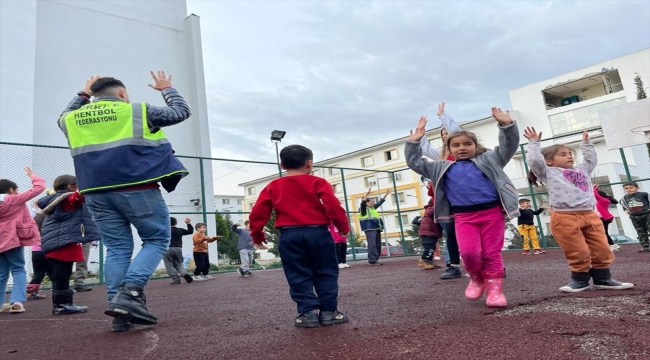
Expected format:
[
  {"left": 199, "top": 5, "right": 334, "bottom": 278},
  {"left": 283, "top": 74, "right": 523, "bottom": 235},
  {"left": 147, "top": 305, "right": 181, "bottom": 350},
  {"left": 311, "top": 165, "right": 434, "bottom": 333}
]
[{"left": 404, "top": 107, "right": 521, "bottom": 308}]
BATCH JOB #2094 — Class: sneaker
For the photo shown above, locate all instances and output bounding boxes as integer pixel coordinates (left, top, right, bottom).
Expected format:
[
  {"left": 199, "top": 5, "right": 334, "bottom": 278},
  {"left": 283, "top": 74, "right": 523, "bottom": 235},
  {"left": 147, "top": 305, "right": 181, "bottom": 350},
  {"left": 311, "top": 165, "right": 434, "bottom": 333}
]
[
  {"left": 193, "top": 275, "right": 206, "bottom": 282},
  {"left": 533, "top": 249, "right": 546, "bottom": 255},
  {"left": 183, "top": 274, "right": 194, "bottom": 283},
  {"left": 342, "top": 263, "right": 350, "bottom": 268},
  {"left": 433, "top": 256, "right": 441, "bottom": 261},
  {"left": 559, "top": 280, "right": 591, "bottom": 293},
  {"left": 203, "top": 275, "right": 215, "bottom": 280},
  {"left": 294, "top": 311, "right": 320, "bottom": 328},
  {"left": 368, "top": 262, "right": 383, "bottom": 266},
  {"left": 319, "top": 310, "right": 349, "bottom": 326},
  {"left": 609, "top": 244, "right": 620, "bottom": 251},
  {"left": 440, "top": 265, "right": 462, "bottom": 279},
  {"left": 522, "top": 250, "right": 530, "bottom": 255},
  {"left": 170, "top": 280, "right": 181, "bottom": 285},
  {"left": 638, "top": 247, "right": 650, "bottom": 253},
  {"left": 338, "top": 263, "right": 346, "bottom": 269},
  {"left": 244, "top": 271, "right": 254, "bottom": 277},
  {"left": 27, "top": 293, "right": 47, "bottom": 301},
  {"left": 74, "top": 285, "right": 92, "bottom": 292},
  {"left": 592, "top": 278, "right": 635, "bottom": 290},
  {"left": 237, "top": 268, "right": 245, "bottom": 276}
]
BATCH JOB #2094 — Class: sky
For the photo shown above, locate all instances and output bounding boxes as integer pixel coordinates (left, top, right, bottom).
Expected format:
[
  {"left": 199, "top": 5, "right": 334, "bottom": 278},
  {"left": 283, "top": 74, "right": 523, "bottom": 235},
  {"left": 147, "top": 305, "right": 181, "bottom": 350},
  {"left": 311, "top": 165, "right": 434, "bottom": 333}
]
[{"left": 185, "top": 0, "right": 650, "bottom": 194}]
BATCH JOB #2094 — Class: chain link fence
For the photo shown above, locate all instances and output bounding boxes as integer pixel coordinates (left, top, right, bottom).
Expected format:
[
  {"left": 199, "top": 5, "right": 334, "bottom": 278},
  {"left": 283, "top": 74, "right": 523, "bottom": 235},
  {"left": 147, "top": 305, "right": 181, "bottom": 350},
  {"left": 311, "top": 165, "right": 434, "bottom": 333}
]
[{"left": 1, "top": 127, "right": 648, "bottom": 288}]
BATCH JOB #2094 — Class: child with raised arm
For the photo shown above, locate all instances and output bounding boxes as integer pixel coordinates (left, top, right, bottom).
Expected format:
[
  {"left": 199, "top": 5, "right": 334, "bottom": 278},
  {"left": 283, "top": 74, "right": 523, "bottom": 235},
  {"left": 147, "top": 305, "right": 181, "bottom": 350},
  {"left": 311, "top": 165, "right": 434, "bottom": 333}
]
[
  {"left": 249, "top": 145, "right": 350, "bottom": 328},
  {"left": 619, "top": 182, "right": 650, "bottom": 253},
  {"left": 517, "top": 199, "right": 546, "bottom": 255},
  {"left": 192, "top": 223, "right": 221, "bottom": 281},
  {"left": 405, "top": 107, "right": 519, "bottom": 308},
  {"left": 232, "top": 221, "right": 255, "bottom": 277},
  {"left": 525, "top": 127, "right": 633, "bottom": 293}
]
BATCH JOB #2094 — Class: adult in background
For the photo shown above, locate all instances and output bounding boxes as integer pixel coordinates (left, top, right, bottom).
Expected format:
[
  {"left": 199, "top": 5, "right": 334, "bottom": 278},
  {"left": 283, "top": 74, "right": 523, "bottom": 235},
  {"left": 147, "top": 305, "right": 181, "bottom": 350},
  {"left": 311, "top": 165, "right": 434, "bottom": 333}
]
[
  {"left": 359, "top": 187, "right": 392, "bottom": 265},
  {"left": 57, "top": 71, "right": 191, "bottom": 332}
]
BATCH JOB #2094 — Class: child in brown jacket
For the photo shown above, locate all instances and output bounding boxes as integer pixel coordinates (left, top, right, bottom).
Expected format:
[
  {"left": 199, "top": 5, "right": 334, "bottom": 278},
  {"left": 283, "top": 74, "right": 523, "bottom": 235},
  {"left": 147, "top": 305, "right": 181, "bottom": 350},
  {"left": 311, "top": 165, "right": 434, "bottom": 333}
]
[{"left": 192, "top": 223, "right": 221, "bottom": 281}]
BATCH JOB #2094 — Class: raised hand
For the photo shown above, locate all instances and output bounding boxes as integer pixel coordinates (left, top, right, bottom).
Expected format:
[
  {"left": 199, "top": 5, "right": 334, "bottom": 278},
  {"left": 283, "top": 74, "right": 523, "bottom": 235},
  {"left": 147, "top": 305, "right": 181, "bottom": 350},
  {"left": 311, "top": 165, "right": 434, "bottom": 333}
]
[
  {"left": 83, "top": 76, "right": 101, "bottom": 95},
  {"left": 184, "top": 218, "right": 191, "bottom": 224},
  {"left": 582, "top": 131, "right": 589, "bottom": 142},
  {"left": 437, "top": 102, "right": 445, "bottom": 117},
  {"left": 491, "top": 107, "right": 514, "bottom": 125},
  {"left": 148, "top": 70, "right": 173, "bottom": 91},
  {"left": 523, "top": 126, "right": 542, "bottom": 141},
  {"left": 408, "top": 127, "right": 426, "bottom": 142},
  {"left": 24, "top": 167, "right": 35, "bottom": 178},
  {"left": 416, "top": 116, "right": 427, "bottom": 132}
]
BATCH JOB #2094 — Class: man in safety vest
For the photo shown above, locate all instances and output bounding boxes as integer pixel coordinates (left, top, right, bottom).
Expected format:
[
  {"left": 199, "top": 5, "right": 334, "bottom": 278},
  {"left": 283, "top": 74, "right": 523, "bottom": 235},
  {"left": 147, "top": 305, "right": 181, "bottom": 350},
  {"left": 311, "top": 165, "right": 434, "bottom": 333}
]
[
  {"left": 359, "top": 187, "right": 392, "bottom": 265},
  {"left": 57, "top": 71, "right": 191, "bottom": 332}
]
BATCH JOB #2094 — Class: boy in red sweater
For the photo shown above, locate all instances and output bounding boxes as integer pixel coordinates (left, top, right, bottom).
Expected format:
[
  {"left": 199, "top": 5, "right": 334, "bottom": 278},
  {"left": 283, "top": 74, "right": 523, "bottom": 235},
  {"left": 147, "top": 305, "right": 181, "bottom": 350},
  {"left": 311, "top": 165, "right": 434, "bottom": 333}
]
[{"left": 249, "top": 145, "right": 351, "bottom": 328}]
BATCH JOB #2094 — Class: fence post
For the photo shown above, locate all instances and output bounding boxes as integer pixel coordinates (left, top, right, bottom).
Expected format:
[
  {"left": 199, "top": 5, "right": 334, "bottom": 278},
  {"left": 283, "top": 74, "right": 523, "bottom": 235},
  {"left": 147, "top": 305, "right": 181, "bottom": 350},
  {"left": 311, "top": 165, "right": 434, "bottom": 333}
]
[
  {"left": 520, "top": 144, "right": 547, "bottom": 247},
  {"left": 340, "top": 168, "right": 356, "bottom": 260},
  {"left": 391, "top": 171, "right": 407, "bottom": 255},
  {"left": 619, "top": 148, "right": 632, "bottom": 181}
]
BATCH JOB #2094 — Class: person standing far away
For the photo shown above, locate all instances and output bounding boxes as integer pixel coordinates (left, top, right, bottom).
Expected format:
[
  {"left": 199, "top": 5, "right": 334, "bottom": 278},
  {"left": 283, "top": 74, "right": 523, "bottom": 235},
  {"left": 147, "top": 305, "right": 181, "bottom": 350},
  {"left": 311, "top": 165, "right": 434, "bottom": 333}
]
[
  {"left": 56, "top": 71, "right": 191, "bottom": 332},
  {"left": 359, "top": 187, "right": 392, "bottom": 265},
  {"left": 165, "top": 217, "right": 194, "bottom": 284}
]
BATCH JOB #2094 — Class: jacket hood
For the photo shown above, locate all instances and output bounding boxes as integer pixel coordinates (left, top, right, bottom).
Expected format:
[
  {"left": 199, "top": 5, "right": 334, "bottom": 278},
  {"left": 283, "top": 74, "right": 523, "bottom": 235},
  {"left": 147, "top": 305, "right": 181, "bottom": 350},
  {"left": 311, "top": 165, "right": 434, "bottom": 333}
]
[{"left": 37, "top": 190, "right": 68, "bottom": 210}]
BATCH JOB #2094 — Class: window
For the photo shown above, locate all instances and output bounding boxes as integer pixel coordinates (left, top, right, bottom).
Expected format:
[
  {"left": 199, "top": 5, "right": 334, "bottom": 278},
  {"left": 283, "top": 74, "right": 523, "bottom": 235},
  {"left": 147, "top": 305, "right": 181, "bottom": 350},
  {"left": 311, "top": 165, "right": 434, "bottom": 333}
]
[
  {"left": 394, "top": 214, "right": 408, "bottom": 226},
  {"left": 429, "top": 138, "right": 442, "bottom": 150},
  {"left": 394, "top": 172, "right": 403, "bottom": 181},
  {"left": 328, "top": 166, "right": 338, "bottom": 176},
  {"left": 549, "top": 97, "right": 627, "bottom": 135},
  {"left": 237, "top": 199, "right": 242, "bottom": 205},
  {"left": 332, "top": 183, "right": 342, "bottom": 193},
  {"left": 392, "top": 192, "right": 406, "bottom": 205},
  {"left": 384, "top": 149, "right": 398, "bottom": 161},
  {"left": 222, "top": 199, "right": 230, "bottom": 205},
  {"left": 361, "top": 155, "right": 374, "bottom": 167},
  {"left": 248, "top": 202, "right": 255, "bottom": 209},
  {"left": 247, "top": 187, "right": 256, "bottom": 196},
  {"left": 311, "top": 170, "right": 320, "bottom": 177},
  {"left": 364, "top": 176, "right": 377, "bottom": 187}
]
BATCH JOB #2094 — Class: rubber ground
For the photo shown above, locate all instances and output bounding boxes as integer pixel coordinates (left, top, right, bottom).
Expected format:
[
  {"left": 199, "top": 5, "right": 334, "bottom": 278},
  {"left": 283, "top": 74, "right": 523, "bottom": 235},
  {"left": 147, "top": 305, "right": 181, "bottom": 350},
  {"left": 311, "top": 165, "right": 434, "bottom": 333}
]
[{"left": 1, "top": 245, "right": 649, "bottom": 360}]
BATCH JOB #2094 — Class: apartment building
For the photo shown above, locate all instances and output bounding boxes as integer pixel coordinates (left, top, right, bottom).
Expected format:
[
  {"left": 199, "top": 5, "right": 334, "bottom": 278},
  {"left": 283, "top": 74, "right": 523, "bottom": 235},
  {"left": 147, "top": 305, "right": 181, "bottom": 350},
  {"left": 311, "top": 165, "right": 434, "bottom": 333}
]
[{"left": 214, "top": 194, "right": 245, "bottom": 224}]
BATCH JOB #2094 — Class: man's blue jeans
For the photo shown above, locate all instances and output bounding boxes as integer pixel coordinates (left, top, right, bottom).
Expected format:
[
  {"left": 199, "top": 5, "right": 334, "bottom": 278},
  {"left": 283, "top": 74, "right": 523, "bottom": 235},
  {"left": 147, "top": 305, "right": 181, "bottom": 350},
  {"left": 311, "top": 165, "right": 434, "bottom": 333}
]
[
  {"left": 86, "top": 188, "right": 170, "bottom": 301},
  {"left": 0, "top": 246, "right": 27, "bottom": 304}
]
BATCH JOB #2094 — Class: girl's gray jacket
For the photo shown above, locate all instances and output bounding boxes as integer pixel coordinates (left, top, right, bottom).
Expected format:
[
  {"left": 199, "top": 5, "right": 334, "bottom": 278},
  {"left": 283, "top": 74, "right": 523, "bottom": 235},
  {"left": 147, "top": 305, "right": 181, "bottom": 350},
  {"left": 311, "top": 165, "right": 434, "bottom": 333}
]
[{"left": 404, "top": 121, "right": 521, "bottom": 223}]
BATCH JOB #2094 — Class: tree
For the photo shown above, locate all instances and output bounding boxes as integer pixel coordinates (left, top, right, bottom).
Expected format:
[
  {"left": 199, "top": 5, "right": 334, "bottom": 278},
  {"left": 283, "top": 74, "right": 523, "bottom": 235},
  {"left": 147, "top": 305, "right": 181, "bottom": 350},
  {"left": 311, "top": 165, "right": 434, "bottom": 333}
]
[
  {"left": 214, "top": 213, "right": 239, "bottom": 265},
  {"left": 635, "top": 73, "right": 650, "bottom": 156},
  {"left": 263, "top": 212, "right": 280, "bottom": 256},
  {"left": 347, "top": 229, "right": 364, "bottom": 248}
]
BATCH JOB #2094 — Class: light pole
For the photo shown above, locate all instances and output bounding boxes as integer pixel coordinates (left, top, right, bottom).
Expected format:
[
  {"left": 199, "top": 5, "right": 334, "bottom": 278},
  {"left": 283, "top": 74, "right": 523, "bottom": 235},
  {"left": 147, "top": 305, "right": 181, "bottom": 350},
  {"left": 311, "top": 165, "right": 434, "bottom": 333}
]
[
  {"left": 374, "top": 175, "right": 392, "bottom": 257},
  {"left": 270, "top": 130, "right": 286, "bottom": 177}
]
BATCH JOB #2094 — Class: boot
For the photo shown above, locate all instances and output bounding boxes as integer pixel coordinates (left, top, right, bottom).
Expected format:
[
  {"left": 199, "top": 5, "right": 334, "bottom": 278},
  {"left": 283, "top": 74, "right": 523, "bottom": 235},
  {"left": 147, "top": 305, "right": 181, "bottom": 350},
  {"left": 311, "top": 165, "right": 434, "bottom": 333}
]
[
  {"left": 421, "top": 260, "right": 441, "bottom": 270},
  {"left": 104, "top": 283, "right": 157, "bottom": 325},
  {"left": 590, "top": 268, "right": 635, "bottom": 290},
  {"left": 417, "top": 259, "right": 426, "bottom": 268},
  {"left": 27, "top": 284, "right": 47, "bottom": 300},
  {"left": 52, "top": 290, "right": 88, "bottom": 315},
  {"left": 559, "top": 271, "right": 591, "bottom": 293},
  {"left": 112, "top": 315, "right": 134, "bottom": 333},
  {"left": 465, "top": 272, "right": 485, "bottom": 301},
  {"left": 482, "top": 271, "right": 507, "bottom": 308}
]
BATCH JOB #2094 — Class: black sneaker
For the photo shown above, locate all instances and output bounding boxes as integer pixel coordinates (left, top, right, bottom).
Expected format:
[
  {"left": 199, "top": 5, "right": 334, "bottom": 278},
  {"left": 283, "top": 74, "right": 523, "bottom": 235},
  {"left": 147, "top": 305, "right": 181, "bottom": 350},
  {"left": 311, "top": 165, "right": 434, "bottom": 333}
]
[
  {"left": 368, "top": 262, "right": 383, "bottom": 266},
  {"left": 112, "top": 315, "right": 133, "bottom": 332},
  {"left": 74, "top": 285, "right": 92, "bottom": 292},
  {"left": 170, "top": 280, "right": 181, "bottom": 285},
  {"left": 592, "top": 278, "right": 634, "bottom": 290},
  {"left": 244, "top": 271, "right": 254, "bottom": 278},
  {"left": 559, "top": 280, "right": 591, "bottom": 293},
  {"left": 183, "top": 274, "right": 194, "bottom": 283},
  {"left": 440, "top": 265, "right": 462, "bottom": 279},
  {"left": 294, "top": 311, "right": 320, "bottom": 328},
  {"left": 638, "top": 247, "right": 650, "bottom": 253},
  {"left": 237, "top": 268, "right": 245, "bottom": 276},
  {"left": 319, "top": 310, "right": 349, "bottom": 326}
]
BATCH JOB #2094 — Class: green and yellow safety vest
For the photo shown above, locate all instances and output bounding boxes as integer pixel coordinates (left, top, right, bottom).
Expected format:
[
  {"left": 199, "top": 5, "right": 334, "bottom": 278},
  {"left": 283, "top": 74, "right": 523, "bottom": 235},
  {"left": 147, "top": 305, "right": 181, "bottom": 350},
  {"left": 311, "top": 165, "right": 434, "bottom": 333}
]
[{"left": 359, "top": 206, "right": 383, "bottom": 231}]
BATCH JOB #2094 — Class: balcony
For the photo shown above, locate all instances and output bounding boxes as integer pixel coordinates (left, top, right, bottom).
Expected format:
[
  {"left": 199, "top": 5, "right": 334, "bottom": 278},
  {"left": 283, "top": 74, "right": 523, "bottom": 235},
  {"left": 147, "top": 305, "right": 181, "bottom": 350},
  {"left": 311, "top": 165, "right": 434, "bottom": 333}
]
[{"left": 542, "top": 68, "right": 624, "bottom": 110}]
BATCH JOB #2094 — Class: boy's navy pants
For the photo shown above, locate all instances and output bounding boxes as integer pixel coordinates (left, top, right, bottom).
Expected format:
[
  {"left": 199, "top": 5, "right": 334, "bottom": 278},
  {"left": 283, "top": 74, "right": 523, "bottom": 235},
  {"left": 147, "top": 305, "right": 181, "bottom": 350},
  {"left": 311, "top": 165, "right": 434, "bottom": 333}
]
[{"left": 278, "top": 226, "right": 339, "bottom": 314}]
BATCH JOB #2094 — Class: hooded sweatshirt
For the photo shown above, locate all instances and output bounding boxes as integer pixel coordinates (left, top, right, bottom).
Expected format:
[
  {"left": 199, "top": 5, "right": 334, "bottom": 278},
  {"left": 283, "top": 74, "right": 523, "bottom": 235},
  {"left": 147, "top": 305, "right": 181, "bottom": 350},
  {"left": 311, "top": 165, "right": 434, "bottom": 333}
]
[{"left": 0, "top": 175, "right": 46, "bottom": 253}]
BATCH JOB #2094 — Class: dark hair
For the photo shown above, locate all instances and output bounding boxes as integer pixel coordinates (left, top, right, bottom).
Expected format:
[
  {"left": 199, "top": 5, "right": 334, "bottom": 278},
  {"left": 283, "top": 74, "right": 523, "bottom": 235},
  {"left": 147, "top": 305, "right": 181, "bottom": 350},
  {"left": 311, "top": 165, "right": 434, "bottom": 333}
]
[
  {"left": 90, "top": 77, "right": 126, "bottom": 96},
  {"left": 196, "top": 223, "right": 207, "bottom": 229},
  {"left": 519, "top": 198, "right": 530, "bottom": 204},
  {"left": 597, "top": 190, "right": 618, "bottom": 204},
  {"left": 53, "top": 175, "right": 77, "bottom": 191},
  {"left": 623, "top": 182, "right": 639, "bottom": 188},
  {"left": 280, "top": 145, "right": 313, "bottom": 170},
  {"left": 170, "top": 217, "right": 177, "bottom": 226},
  {"left": 0, "top": 179, "right": 18, "bottom": 194},
  {"left": 527, "top": 145, "right": 574, "bottom": 187},
  {"left": 244, "top": 220, "right": 250, "bottom": 226},
  {"left": 446, "top": 131, "right": 488, "bottom": 156}
]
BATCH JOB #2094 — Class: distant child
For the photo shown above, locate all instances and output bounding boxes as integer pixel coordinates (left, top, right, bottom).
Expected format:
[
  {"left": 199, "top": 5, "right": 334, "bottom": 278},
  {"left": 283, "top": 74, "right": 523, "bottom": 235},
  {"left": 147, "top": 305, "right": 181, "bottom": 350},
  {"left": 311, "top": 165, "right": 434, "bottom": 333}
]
[
  {"left": 192, "top": 223, "right": 221, "bottom": 281},
  {"left": 164, "top": 217, "right": 194, "bottom": 284},
  {"left": 517, "top": 199, "right": 546, "bottom": 255},
  {"left": 249, "top": 144, "right": 351, "bottom": 328},
  {"left": 619, "top": 182, "right": 650, "bottom": 253},
  {"left": 27, "top": 199, "right": 48, "bottom": 301},
  {"left": 38, "top": 175, "right": 100, "bottom": 315},
  {"left": 232, "top": 221, "right": 254, "bottom": 277},
  {"left": 525, "top": 127, "right": 633, "bottom": 293},
  {"left": 405, "top": 107, "right": 519, "bottom": 308},
  {"left": 411, "top": 181, "right": 443, "bottom": 270},
  {"left": 593, "top": 185, "right": 619, "bottom": 251},
  {"left": 0, "top": 167, "right": 45, "bottom": 314},
  {"left": 329, "top": 223, "right": 349, "bottom": 269}
]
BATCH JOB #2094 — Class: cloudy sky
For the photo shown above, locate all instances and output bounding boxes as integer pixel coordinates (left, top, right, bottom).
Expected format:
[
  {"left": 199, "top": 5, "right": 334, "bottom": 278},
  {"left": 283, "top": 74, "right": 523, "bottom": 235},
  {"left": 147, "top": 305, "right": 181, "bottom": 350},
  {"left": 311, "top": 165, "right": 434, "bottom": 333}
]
[{"left": 187, "top": 0, "right": 649, "bottom": 166}]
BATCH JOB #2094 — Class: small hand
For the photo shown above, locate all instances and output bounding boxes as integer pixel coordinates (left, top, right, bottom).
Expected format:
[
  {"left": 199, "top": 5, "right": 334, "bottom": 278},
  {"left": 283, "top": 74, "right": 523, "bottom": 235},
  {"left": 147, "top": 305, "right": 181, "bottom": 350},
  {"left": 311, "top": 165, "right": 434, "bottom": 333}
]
[
  {"left": 523, "top": 126, "right": 542, "bottom": 141},
  {"left": 83, "top": 75, "right": 101, "bottom": 95},
  {"left": 416, "top": 116, "right": 427, "bottom": 132},
  {"left": 437, "top": 102, "right": 445, "bottom": 117},
  {"left": 24, "top": 167, "right": 35, "bottom": 178},
  {"left": 582, "top": 131, "right": 589, "bottom": 142},
  {"left": 384, "top": 188, "right": 393, "bottom": 197},
  {"left": 148, "top": 70, "right": 173, "bottom": 91},
  {"left": 491, "top": 107, "right": 514, "bottom": 125},
  {"left": 184, "top": 218, "right": 191, "bottom": 224},
  {"left": 408, "top": 127, "right": 426, "bottom": 142}
]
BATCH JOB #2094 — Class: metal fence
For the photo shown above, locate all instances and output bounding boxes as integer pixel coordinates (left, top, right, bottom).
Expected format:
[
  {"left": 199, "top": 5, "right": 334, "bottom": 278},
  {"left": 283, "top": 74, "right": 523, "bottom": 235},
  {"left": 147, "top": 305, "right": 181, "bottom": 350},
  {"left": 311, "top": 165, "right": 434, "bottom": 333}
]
[{"left": 1, "top": 127, "right": 648, "bottom": 287}]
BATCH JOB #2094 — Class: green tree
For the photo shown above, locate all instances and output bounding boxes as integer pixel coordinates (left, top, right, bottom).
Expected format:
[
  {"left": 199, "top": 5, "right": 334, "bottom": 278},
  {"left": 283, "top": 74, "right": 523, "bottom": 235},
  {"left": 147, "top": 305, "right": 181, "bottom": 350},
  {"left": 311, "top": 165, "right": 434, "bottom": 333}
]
[
  {"left": 347, "top": 229, "right": 364, "bottom": 248},
  {"left": 214, "top": 213, "right": 239, "bottom": 265},
  {"left": 263, "top": 212, "right": 280, "bottom": 256},
  {"left": 635, "top": 73, "right": 650, "bottom": 156}
]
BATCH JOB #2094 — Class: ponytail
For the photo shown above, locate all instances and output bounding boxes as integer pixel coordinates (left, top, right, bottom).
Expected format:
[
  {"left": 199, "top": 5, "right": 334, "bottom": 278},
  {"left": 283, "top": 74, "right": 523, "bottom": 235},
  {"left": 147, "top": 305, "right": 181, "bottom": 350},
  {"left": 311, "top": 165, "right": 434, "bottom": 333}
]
[{"left": 527, "top": 170, "right": 544, "bottom": 187}]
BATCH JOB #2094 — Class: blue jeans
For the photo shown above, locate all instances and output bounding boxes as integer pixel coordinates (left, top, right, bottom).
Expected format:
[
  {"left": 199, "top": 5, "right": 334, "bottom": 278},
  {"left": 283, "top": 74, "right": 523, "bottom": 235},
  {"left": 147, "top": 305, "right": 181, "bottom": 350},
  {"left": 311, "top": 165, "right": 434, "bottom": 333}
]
[
  {"left": 278, "top": 226, "right": 339, "bottom": 314},
  {"left": 85, "top": 189, "right": 171, "bottom": 301},
  {"left": 0, "top": 246, "right": 27, "bottom": 304}
]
